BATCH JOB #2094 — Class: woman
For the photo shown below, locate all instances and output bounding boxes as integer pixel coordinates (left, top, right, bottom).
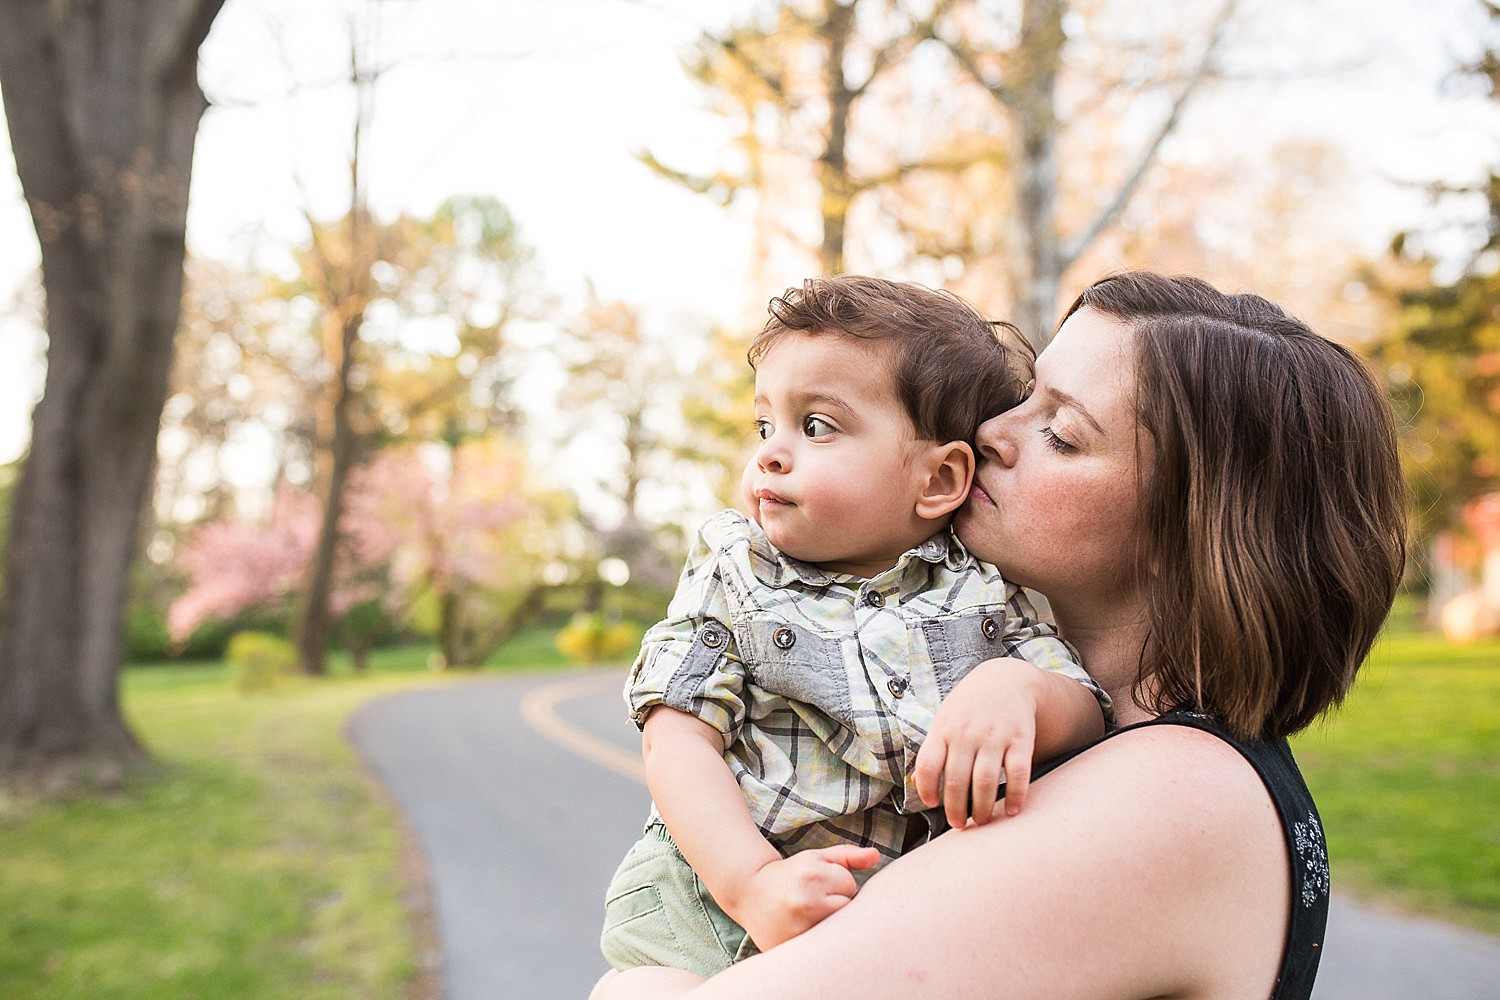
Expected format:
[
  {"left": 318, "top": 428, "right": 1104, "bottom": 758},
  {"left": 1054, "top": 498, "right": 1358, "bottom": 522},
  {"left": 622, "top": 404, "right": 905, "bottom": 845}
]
[{"left": 592, "top": 271, "right": 1407, "bottom": 1000}]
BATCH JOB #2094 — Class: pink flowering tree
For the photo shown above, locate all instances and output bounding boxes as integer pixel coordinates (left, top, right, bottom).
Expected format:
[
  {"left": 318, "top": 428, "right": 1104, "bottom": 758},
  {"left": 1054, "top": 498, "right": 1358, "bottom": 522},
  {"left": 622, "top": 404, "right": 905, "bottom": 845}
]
[
  {"left": 167, "top": 477, "right": 403, "bottom": 670},
  {"left": 360, "top": 437, "right": 558, "bottom": 668},
  {"left": 168, "top": 437, "right": 558, "bottom": 669}
]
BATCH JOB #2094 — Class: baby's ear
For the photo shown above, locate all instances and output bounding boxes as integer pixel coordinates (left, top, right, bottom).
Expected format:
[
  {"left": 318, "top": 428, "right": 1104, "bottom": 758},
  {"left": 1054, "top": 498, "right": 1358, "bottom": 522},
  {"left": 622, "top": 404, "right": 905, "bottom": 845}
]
[{"left": 914, "top": 440, "right": 975, "bottom": 521}]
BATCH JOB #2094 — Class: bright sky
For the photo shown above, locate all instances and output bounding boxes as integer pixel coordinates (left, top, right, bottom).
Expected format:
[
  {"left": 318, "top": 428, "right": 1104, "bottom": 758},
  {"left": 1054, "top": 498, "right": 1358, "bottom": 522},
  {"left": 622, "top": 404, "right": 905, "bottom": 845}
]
[{"left": 1, "top": 0, "right": 1495, "bottom": 470}]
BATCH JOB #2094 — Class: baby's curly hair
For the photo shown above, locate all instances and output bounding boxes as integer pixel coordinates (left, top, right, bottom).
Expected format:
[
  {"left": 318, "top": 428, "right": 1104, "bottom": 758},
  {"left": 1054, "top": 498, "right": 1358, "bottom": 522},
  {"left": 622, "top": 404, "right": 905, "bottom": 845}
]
[{"left": 748, "top": 275, "right": 1032, "bottom": 445}]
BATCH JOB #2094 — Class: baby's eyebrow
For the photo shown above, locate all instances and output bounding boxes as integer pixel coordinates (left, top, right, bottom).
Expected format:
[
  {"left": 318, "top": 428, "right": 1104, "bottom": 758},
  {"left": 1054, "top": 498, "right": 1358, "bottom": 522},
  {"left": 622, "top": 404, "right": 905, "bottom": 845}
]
[
  {"left": 756, "top": 388, "right": 858, "bottom": 419},
  {"left": 793, "top": 389, "right": 855, "bottom": 412}
]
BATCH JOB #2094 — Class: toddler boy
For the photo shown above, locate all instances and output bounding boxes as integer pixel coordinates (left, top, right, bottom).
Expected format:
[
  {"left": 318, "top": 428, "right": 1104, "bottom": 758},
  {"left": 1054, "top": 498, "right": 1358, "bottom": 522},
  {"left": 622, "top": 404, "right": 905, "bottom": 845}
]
[{"left": 598, "top": 275, "right": 1109, "bottom": 977}]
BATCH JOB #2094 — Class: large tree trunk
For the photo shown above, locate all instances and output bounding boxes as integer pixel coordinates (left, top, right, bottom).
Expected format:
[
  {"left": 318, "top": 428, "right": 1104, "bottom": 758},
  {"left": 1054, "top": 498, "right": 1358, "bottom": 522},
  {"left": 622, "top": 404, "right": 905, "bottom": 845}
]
[{"left": 0, "top": 0, "right": 226, "bottom": 794}]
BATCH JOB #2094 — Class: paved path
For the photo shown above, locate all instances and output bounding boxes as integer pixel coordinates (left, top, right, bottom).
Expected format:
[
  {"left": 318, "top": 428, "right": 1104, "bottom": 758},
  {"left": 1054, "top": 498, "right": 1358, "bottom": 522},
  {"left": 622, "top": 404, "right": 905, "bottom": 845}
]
[{"left": 349, "top": 669, "right": 1500, "bottom": 1000}]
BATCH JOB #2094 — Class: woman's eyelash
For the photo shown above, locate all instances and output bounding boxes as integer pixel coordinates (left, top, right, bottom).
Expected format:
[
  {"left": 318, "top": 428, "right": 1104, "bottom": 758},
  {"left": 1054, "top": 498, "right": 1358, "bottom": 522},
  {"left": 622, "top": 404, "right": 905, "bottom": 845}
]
[{"left": 1040, "top": 426, "right": 1076, "bottom": 454}]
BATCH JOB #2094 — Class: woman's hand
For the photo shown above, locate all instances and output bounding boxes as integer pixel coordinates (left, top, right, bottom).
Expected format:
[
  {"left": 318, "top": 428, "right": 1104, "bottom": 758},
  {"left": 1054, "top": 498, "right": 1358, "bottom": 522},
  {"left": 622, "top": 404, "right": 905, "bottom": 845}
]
[{"left": 730, "top": 845, "right": 881, "bottom": 951}]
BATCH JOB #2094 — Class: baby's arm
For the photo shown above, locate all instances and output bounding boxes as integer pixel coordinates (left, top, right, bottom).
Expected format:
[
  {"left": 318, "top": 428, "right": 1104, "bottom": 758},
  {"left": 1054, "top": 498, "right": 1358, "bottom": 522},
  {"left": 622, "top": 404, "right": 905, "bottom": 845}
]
[
  {"left": 642, "top": 706, "right": 880, "bottom": 951},
  {"left": 912, "top": 658, "right": 1104, "bottom": 827}
]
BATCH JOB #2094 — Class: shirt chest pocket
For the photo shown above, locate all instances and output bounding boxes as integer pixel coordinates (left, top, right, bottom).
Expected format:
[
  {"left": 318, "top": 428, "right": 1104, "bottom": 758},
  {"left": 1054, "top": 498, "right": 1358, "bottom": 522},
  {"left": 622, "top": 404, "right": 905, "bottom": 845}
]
[
  {"left": 920, "top": 610, "right": 1009, "bottom": 698},
  {"left": 735, "top": 619, "right": 855, "bottom": 725}
]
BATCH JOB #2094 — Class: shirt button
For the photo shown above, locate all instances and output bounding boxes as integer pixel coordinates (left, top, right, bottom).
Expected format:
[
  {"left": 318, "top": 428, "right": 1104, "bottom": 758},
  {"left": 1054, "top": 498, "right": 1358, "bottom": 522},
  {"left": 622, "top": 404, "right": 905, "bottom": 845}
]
[
  {"left": 700, "top": 625, "right": 726, "bottom": 648},
  {"left": 773, "top": 627, "right": 796, "bottom": 649},
  {"left": 982, "top": 616, "right": 999, "bottom": 640},
  {"left": 865, "top": 591, "right": 886, "bottom": 608},
  {"left": 888, "top": 676, "right": 909, "bottom": 698}
]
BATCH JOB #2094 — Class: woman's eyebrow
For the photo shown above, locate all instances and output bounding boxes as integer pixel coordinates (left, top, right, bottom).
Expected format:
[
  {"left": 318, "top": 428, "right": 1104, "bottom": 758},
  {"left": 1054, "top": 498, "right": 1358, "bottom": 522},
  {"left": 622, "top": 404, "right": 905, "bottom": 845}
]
[{"left": 1046, "top": 386, "right": 1104, "bottom": 435}]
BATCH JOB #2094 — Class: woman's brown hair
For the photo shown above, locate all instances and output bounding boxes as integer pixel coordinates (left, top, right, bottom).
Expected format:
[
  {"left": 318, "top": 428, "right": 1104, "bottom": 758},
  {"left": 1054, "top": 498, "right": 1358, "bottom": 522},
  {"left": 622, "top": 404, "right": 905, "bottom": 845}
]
[{"left": 1064, "top": 272, "right": 1408, "bottom": 740}]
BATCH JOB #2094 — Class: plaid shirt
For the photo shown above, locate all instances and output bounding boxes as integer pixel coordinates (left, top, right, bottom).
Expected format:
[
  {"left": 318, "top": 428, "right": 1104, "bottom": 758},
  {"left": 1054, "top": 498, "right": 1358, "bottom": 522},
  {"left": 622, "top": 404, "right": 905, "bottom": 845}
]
[{"left": 626, "top": 509, "right": 1107, "bottom": 865}]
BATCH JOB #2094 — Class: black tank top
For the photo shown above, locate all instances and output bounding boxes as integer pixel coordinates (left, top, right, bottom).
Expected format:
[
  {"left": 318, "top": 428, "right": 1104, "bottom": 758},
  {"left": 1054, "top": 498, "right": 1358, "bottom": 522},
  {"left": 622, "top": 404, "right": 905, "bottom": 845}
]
[{"left": 1032, "top": 709, "right": 1328, "bottom": 1000}]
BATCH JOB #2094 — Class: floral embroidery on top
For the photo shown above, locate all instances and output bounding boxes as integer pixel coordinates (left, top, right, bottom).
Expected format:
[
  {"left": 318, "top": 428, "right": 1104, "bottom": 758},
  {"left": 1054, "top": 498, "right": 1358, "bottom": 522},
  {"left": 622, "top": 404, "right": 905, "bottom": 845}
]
[{"left": 1292, "top": 812, "right": 1330, "bottom": 908}]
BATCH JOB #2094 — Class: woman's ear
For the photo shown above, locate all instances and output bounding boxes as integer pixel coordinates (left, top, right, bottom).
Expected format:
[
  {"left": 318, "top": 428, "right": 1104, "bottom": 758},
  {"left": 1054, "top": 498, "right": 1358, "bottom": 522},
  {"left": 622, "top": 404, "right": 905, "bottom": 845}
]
[{"left": 914, "top": 440, "right": 975, "bottom": 521}]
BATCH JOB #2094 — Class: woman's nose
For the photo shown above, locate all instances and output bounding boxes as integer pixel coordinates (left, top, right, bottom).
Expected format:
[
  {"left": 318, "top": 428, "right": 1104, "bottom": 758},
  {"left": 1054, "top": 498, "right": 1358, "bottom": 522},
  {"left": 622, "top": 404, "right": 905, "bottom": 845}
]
[{"left": 975, "top": 411, "right": 1019, "bottom": 468}]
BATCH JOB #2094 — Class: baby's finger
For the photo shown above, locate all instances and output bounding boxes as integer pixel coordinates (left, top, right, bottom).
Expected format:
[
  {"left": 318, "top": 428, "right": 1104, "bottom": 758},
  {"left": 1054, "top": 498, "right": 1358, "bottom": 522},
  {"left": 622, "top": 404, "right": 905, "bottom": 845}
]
[
  {"left": 967, "top": 753, "right": 1006, "bottom": 825},
  {"left": 941, "top": 746, "right": 978, "bottom": 829},
  {"left": 819, "top": 844, "right": 882, "bottom": 873},
  {"left": 1000, "top": 746, "right": 1034, "bottom": 817},
  {"left": 913, "top": 735, "right": 948, "bottom": 808}
]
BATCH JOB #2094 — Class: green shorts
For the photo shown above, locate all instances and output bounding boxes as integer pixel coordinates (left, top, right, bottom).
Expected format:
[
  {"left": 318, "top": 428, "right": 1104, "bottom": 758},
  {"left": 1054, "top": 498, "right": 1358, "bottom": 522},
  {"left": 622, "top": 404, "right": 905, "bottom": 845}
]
[{"left": 599, "top": 822, "right": 759, "bottom": 976}]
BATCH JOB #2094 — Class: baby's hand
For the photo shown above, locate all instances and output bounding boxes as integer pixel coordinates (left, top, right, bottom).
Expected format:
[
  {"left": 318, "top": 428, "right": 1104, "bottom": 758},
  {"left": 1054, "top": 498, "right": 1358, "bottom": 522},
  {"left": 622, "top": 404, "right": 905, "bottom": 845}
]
[
  {"left": 733, "top": 845, "right": 881, "bottom": 951},
  {"left": 913, "top": 657, "right": 1042, "bottom": 827}
]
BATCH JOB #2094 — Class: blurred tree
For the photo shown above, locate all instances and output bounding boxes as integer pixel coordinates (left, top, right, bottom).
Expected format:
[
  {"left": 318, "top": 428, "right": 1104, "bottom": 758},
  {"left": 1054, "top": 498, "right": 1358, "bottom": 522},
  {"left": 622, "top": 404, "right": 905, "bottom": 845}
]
[
  {"left": 643, "top": 0, "right": 959, "bottom": 277},
  {"left": 159, "top": 192, "right": 544, "bottom": 674},
  {"left": 291, "top": 194, "right": 543, "bottom": 674},
  {"left": 156, "top": 255, "right": 310, "bottom": 528},
  {"left": 646, "top": 0, "right": 1237, "bottom": 344},
  {"left": 558, "top": 297, "right": 717, "bottom": 603},
  {"left": 167, "top": 439, "right": 567, "bottom": 672},
  {"left": 168, "top": 472, "right": 403, "bottom": 671},
  {"left": 167, "top": 486, "right": 327, "bottom": 647},
  {"left": 0, "top": 1, "right": 226, "bottom": 793},
  {"left": 1366, "top": 0, "right": 1500, "bottom": 587},
  {"left": 936, "top": 0, "right": 1236, "bottom": 341},
  {"left": 366, "top": 439, "right": 568, "bottom": 668},
  {"left": 288, "top": 29, "right": 381, "bottom": 678}
]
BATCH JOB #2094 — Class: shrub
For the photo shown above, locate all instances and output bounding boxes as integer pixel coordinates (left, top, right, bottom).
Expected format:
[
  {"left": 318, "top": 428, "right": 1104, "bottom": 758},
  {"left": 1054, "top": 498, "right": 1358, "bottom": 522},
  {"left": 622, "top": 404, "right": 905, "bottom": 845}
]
[
  {"left": 555, "top": 612, "right": 646, "bottom": 666},
  {"left": 225, "top": 631, "right": 299, "bottom": 693}
]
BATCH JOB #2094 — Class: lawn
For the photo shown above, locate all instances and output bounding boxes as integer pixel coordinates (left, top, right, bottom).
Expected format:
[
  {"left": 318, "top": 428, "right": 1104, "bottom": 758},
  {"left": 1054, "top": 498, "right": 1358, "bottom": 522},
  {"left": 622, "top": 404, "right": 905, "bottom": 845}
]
[
  {"left": 1292, "top": 621, "right": 1500, "bottom": 935},
  {"left": 0, "top": 633, "right": 567, "bottom": 999}
]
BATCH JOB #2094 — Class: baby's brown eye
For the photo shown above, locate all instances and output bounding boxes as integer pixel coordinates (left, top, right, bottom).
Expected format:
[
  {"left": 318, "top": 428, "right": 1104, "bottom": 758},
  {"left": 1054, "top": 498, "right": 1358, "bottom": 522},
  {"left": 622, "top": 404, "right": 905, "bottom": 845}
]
[{"left": 803, "top": 416, "right": 835, "bottom": 438}]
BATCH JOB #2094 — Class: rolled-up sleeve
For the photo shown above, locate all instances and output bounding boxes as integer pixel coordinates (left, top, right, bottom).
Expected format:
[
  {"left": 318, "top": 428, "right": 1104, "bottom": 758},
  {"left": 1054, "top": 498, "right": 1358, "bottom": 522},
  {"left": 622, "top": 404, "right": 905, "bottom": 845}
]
[
  {"left": 624, "top": 520, "right": 750, "bottom": 747},
  {"left": 1001, "top": 585, "right": 1114, "bottom": 723}
]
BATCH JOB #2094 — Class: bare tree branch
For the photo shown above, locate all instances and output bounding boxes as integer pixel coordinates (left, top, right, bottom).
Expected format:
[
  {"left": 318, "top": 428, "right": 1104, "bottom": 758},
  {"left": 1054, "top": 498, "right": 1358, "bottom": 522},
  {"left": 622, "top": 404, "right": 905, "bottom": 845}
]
[{"left": 1061, "top": 0, "right": 1238, "bottom": 263}]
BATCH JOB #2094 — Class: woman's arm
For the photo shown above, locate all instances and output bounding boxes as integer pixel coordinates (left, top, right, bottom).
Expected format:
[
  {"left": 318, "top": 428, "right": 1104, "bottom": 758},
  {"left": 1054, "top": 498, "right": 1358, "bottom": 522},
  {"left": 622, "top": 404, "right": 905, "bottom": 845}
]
[{"left": 597, "top": 723, "right": 1289, "bottom": 1000}]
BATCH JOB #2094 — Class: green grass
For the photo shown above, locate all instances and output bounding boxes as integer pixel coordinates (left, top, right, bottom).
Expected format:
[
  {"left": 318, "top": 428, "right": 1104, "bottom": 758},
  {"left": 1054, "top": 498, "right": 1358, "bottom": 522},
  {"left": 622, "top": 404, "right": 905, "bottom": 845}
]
[
  {"left": 0, "top": 627, "right": 579, "bottom": 998},
  {"left": 0, "top": 667, "right": 445, "bottom": 998},
  {"left": 1292, "top": 622, "right": 1500, "bottom": 935}
]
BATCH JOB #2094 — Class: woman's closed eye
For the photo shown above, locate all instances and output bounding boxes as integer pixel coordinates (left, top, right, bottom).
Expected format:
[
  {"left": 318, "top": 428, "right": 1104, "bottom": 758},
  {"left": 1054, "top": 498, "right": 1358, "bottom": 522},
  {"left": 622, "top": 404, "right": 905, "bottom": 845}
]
[{"left": 1040, "top": 425, "right": 1077, "bottom": 454}]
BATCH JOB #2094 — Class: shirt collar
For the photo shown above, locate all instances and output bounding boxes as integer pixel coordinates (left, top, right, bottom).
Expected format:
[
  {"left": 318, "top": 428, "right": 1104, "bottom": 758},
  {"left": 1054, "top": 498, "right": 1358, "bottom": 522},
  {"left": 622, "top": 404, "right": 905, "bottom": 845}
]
[{"left": 746, "top": 523, "right": 969, "bottom": 590}]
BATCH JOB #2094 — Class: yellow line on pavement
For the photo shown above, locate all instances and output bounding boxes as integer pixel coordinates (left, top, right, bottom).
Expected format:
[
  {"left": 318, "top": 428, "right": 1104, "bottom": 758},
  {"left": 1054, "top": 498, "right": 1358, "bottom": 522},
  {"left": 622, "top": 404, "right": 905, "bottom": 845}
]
[{"left": 520, "top": 672, "right": 647, "bottom": 784}]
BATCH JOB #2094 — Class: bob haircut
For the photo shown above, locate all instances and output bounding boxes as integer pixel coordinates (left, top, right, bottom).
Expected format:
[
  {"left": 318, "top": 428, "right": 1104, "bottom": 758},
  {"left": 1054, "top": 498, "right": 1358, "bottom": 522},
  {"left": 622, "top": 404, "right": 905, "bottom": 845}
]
[
  {"left": 1063, "top": 271, "right": 1407, "bottom": 741},
  {"left": 748, "top": 275, "right": 1032, "bottom": 445}
]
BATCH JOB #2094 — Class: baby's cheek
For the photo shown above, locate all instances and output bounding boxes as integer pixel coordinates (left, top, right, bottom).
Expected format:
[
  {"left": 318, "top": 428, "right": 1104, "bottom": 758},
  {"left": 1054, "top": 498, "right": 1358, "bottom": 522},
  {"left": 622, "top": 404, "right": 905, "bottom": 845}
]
[{"left": 739, "top": 462, "right": 761, "bottom": 524}]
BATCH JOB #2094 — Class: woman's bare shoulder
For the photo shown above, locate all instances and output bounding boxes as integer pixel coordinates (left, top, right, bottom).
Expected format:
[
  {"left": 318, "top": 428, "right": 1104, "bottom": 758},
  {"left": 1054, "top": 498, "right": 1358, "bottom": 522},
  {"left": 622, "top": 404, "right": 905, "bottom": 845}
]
[
  {"left": 1035, "top": 720, "right": 1284, "bottom": 842},
  {"left": 857, "top": 721, "right": 1289, "bottom": 998}
]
